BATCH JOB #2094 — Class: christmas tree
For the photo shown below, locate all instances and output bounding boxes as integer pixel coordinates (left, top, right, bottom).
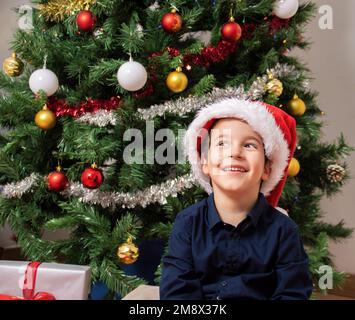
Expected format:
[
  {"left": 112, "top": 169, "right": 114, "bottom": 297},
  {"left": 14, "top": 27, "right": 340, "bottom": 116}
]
[{"left": 0, "top": 0, "right": 354, "bottom": 298}]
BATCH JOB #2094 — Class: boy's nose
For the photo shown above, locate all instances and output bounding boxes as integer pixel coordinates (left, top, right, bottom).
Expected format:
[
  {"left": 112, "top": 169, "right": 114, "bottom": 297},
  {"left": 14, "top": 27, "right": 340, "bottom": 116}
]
[{"left": 229, "top": 143, "right": 244, "bottom": 159}]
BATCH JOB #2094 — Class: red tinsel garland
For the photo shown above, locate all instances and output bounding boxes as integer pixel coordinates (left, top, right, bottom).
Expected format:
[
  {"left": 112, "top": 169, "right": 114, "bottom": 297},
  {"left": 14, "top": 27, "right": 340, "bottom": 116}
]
[
  {"left": 133, "top": 71, "right": 157, "bottom": 99},
  {"left": 241, "top": 23, "right": 257, "bottom": 39},
  {"left": 134, "top": 40, "right": 238, "bottom": 98},
  {"left": 136, "top": 16, "right": 290, "bottom": 98},
  {"left": 149, "top": 16, "right": 288, "bottom": 65},
  {"left": 40, "top": 16, "right": 291, "bottom": 113},
  {"left": 269, "top": 16, "right": 290, "bottom": 31},
  {"left": 46, "top": 96, "right": 122, "bottom": 118},
  {"left": 150, "top": 40, "right": 237, "bottom": 68},
  {"left": 183, "top": 40, "right": 237, "bottom": 67},
  {"left": 242, "top": 16, "right": 290, "bottom": 39}
]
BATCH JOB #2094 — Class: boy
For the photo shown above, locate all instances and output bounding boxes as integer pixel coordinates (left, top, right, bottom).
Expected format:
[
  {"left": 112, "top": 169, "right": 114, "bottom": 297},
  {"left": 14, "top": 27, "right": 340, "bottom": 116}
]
[{"left": 160, "top": 98, "right": 313, "bottom": 300}]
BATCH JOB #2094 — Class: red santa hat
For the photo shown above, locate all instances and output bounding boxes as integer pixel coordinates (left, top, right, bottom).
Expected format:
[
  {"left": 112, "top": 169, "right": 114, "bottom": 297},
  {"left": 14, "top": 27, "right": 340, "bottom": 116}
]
[{"left": 184, "top": 98, "right": 297, "bottom": 208}]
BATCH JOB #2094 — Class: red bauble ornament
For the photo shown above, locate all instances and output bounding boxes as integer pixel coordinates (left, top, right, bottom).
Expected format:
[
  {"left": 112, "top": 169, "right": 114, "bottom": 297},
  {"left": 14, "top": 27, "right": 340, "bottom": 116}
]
[
  {"left": 161, "top": 9, "right": 182, "bottom": 33},
  {"left": 81, "top": 163, "right": 103, "bottom": 189},
  {"left": 47, "top": 167, "right": 69, "bottom": 192},
  {"left": 221, "top": 17, "right": 242, "bottom": 42},
  {"left": 76, "top": 10, "right": 96, "bottom": 32}
]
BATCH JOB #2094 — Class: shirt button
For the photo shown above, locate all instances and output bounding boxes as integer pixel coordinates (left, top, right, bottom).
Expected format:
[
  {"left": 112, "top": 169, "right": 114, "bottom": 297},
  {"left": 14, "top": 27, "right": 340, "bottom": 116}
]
[{"left": 221, "top": 281, "right": 227, "bottom": 287}]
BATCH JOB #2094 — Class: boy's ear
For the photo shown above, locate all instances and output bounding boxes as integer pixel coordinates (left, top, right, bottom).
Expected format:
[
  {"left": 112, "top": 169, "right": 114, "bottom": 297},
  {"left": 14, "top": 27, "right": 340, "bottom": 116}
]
[
  {"left": 202, "top": 163, "right": 209, "bottom": 176},
  {"left": 261, "top": 158, "right": 272, "bottom": 181},
  {"left": 201, "top": 153, "right": 209, "bottom": 175}
]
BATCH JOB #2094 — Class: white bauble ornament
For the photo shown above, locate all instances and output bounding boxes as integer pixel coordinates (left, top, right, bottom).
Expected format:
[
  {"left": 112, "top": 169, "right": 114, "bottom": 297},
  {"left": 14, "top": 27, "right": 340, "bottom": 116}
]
[
  {"left": 29, "top": 68, "right": 59, "bottom": 96},
  {"left": 117, "top": 60, "right": 147, "bottom": 91},
  {"left": 273, "top": 0, "right": 299, "bottom": 19}
]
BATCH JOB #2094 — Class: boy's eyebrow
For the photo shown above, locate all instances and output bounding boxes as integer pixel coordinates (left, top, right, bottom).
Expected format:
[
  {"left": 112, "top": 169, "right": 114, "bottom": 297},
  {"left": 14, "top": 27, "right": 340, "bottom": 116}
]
[
  {"left": 213, "top": 133, "right": 263, "bottom": 145},
  {"left": 243, "top": 135, "right": 263, "bottom": 144}
]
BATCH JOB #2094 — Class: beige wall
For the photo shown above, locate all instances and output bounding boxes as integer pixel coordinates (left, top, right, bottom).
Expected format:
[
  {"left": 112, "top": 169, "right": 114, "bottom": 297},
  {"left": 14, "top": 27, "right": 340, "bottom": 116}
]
[
  {"left": 0, "top": 0, "right": 27, "bottom": 64},
  {"left": 1, "top": 1, "right": 354, "bottom": 273},
  {"left": 292, "top": 0, "right": 355, "bottom": 274}
]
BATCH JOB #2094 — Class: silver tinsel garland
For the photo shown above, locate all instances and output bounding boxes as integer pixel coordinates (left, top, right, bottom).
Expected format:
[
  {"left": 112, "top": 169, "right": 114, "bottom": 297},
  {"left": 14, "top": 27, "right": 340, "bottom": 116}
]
[
  {"left": 0, "top": 171, "right": 196, "bottom": 210},
  {"left": 76, "top": 109, "right": 117, "bottom": 127},
  {"left": 61, "top": 173, "right": 196, "bottom": 209},
  {"left": 138, "top": 85, "right": 248, "bottom": 120},
  {"left": 71, "top": 63, "right": 309, "bottom": 126},
  {"left": 137, "top": 63, "right": 308, "bottom": 120},
  {"left": 1, "top": 173, "right": 40, "bottom": 199},
  {"left": 0, "top": 63, "right": 310, "bottom": 208}
]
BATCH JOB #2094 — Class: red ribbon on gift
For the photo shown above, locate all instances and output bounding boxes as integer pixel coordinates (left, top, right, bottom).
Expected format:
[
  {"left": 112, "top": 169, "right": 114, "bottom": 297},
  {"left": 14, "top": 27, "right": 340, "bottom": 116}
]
[{"left": 0, "top": 262, "right": 56, "bottom": 300}]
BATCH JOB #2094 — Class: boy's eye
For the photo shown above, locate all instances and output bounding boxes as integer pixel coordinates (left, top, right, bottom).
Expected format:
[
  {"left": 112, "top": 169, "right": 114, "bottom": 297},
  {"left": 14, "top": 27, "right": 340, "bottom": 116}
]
[
  {"left": 217, "top": 140, "right": 227, "bottom": 146},
  {"left": 245, "top": 143, "right": 257, "bottom": 149}
]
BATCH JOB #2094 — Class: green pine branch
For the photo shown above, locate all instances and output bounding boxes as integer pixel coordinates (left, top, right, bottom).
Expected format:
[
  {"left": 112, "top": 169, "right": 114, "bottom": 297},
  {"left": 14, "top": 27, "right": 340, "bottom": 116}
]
[{"left": 100, "top": 258, "right": 147, "bottom": 297}]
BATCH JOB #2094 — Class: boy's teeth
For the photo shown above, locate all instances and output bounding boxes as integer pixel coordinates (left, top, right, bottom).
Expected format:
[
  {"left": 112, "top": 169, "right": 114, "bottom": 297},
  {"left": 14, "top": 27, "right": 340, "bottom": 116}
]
[{"left": 223, "top": 168, "right": 246, "bottom": 172}]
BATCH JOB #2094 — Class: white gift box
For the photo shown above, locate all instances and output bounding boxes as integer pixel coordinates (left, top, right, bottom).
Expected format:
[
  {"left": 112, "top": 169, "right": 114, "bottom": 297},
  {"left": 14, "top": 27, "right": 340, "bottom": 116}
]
[
  {"left": 122, "top": 285, "right": 159, "bottom": 300},
  {"left": 0, "top": 260, "right": 91, "bottom": 300}
]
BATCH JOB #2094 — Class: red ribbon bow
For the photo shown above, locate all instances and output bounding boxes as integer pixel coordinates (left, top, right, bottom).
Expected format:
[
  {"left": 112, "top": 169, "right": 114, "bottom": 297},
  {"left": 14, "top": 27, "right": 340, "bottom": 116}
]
[{"left": 0, "top": 262, "right": 56, "bottom": 300}]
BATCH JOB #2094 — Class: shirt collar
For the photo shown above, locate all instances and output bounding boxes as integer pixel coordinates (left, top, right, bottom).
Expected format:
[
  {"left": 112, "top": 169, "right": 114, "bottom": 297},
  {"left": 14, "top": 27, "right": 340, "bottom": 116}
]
[{"left": 206, "top": 192, "right": 269, "bottom": 231}]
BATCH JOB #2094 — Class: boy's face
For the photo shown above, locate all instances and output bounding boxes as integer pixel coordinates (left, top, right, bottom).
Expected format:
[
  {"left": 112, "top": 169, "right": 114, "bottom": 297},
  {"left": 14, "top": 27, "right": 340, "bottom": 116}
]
[{"left": 201, "top": 118, "right": 271, "bottom": 197}]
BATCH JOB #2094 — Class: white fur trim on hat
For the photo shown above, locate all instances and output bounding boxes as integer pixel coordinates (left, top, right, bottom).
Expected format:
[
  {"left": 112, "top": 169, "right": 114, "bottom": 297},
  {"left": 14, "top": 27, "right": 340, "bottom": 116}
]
[{"left": 184, "top": 98, "right": 290, "bottom": 197}]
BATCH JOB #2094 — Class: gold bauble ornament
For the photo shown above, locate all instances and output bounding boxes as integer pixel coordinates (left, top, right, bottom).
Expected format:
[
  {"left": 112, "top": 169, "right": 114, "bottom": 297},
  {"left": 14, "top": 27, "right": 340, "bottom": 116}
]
[
  {"left": 265, "top": 70, "right": 283, "bottom": 97},
  {"left": 3, "top": 53, "right": 24, "bottom": 77},
  {"left": 288, "top": 157, "right": 300, "bottom": 177},
  {"left": 288, "top": 94, "right": 306, "bottom": 116},
  {"left": 117, "top": 236, "right": 139, "bottom": 264},
  {"left": 166, "top": 67, "right": 188, "bottom": 93},
  {"left": 35, "top": 104, "right": 57, "bottom": 130}
]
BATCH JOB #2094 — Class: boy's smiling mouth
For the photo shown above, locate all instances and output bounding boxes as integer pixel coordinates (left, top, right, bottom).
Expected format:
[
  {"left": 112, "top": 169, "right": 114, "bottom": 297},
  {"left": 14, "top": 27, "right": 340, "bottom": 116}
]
[{"left": 221, "top": 166, "right": 248, "bottom": 173}]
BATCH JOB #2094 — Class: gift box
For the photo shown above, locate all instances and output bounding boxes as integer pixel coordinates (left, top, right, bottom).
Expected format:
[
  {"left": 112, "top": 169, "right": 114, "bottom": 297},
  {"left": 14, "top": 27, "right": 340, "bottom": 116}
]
[
  {"left": 122, "top": 285, "right": 159, "bottom": 300},
  {"left": 0, "top": 260, "right": 91, "bottom": 300}
]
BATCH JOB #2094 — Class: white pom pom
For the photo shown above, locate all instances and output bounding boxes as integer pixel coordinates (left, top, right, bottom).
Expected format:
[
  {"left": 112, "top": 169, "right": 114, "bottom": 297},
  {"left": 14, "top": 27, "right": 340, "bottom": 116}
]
[{"left": 276, "top": 206, "right": 289, "bottom": 217}]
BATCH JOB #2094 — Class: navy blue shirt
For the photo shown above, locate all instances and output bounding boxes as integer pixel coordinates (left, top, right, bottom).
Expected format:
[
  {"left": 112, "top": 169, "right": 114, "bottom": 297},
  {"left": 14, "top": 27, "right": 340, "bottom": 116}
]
[{"left": 160, "top": 192, "right": 313, "bottom": 300}]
